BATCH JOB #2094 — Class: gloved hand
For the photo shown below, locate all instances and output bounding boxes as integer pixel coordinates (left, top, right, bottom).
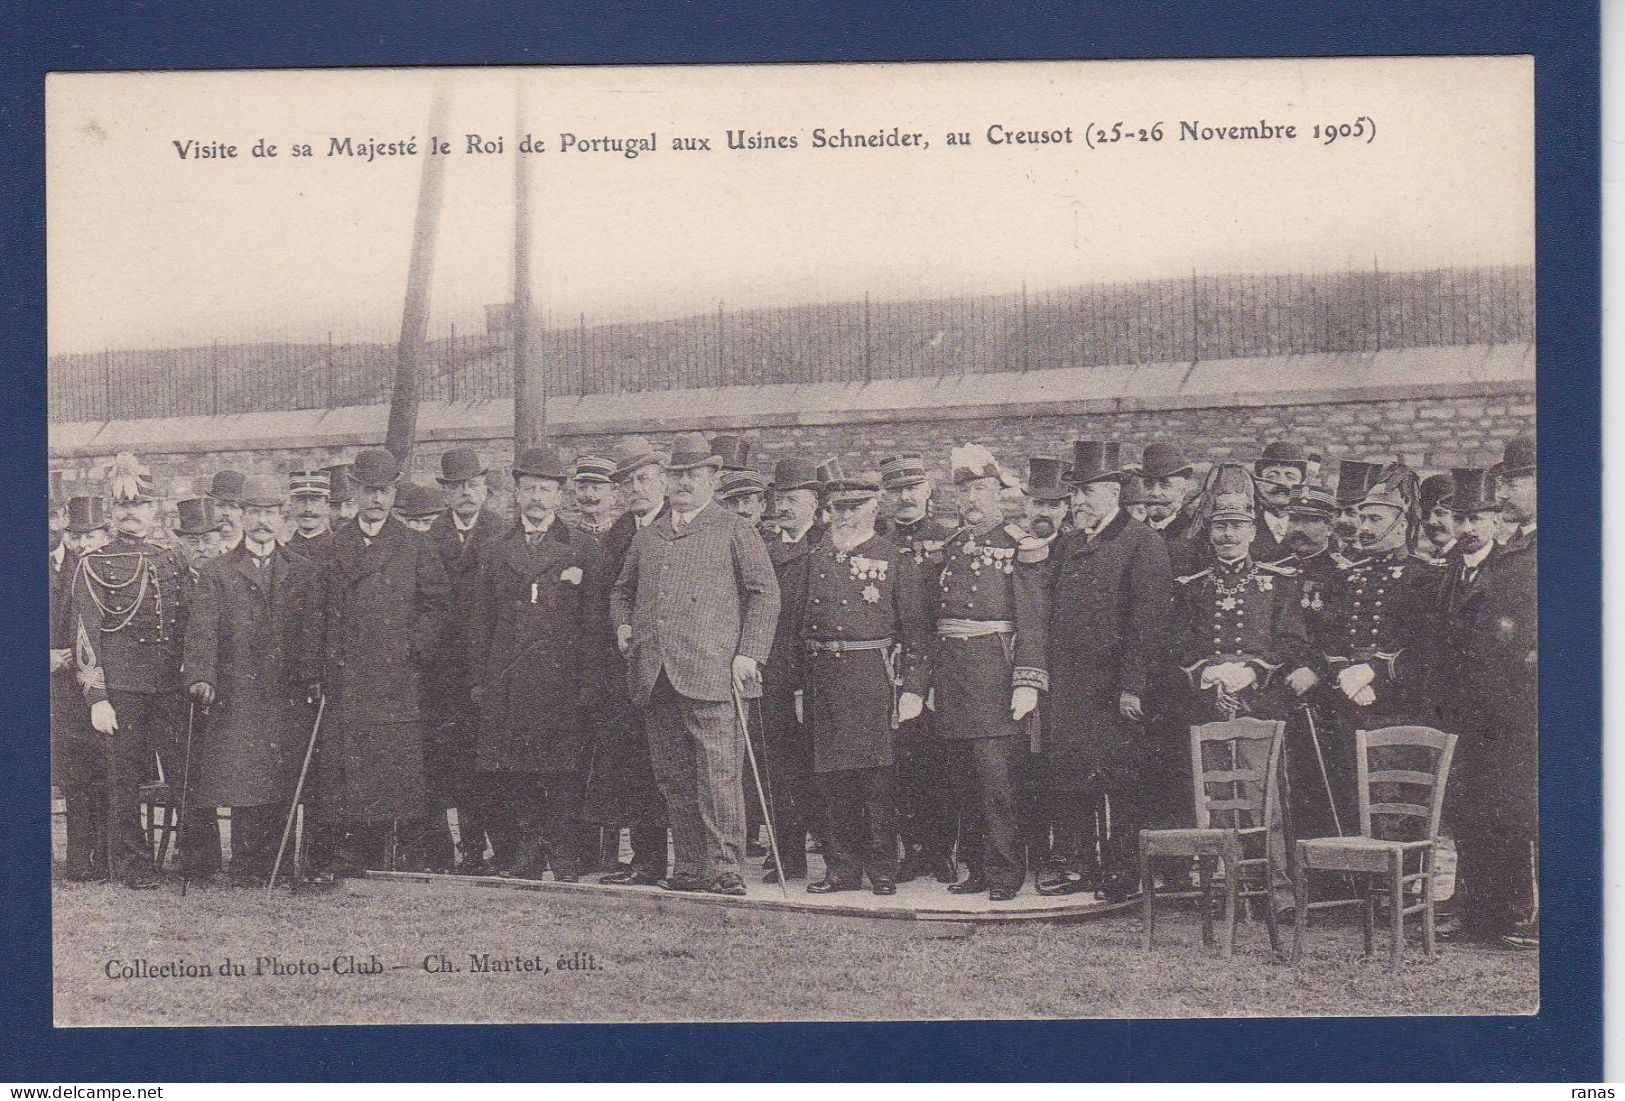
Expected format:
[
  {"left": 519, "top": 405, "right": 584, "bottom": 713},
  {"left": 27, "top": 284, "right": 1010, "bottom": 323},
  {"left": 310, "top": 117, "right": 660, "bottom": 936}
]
[
  {"left": 1010, "top": 686, "right": 1038, "bottom": 722},
  {"left": 793, "top": 689, "right": 804, "bottom": 724},
  {"left": 1351, "top": 685, "right": 1377, "bottom": 707},
  {"left": 50, "top": 649, "right": 71, "bottom": 674},
  {"left": 732, "top": 655, "right": 761, "bottom": 696},
  {"left": 189, "top": 681, "right": 214, "bottom": 706},
  {"left": 1120, "top": 692, "right": 1143, "bottom": 721},
  {"left": 90, "top": 700, "right": 118, "bottom": 734},
  {"left": 616, "top": 624, "right": 633, "bottom": 656},
  {"left": 897, "top": 692, "right": 925, "bottom": 723},
  {"left": 305, "top": 682, "right": 323, "bottom": 705},
  {"left": 1286, "top": 667, "right": 1320, "bottom": 696},
  {"left": 1338, "top": 663, "right": 1376, "bottom": 701}
]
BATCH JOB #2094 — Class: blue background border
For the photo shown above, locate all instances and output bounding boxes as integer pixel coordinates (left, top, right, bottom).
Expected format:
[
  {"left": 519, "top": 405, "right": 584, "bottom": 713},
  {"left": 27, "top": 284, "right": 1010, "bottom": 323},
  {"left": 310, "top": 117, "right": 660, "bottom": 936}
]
[{"left": 1, "top": 0, "right": 1600, "bottom": 1081}]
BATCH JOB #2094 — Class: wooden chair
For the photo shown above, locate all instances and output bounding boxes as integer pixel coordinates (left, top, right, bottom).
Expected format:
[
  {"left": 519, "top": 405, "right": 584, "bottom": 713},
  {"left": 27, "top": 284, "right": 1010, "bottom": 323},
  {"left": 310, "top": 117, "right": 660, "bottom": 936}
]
[
  {"left": 1291, "top": 725, "right": 1457, "bottom": 973},
  {"left": 1139, "top": 717, "right": 1285, "bottom": 957}
]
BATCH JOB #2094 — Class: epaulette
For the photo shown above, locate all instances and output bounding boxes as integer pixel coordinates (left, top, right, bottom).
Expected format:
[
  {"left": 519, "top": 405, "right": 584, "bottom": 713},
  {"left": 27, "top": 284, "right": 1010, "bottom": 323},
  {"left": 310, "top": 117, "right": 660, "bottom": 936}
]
[
  {"left": 1256, "top": 559, "right": 1299, "bottom": 576},
  {"left": 1175, "top": 567, "right": 1213, "bottom": 585}
]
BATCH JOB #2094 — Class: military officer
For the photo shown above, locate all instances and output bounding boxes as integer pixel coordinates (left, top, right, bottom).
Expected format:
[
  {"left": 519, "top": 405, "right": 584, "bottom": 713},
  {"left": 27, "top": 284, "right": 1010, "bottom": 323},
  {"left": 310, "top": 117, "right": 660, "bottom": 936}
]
[
  {"left": 790, "top": 471, "right": 929, "bottom": 895},
  {"left": 285, "top": 469, "right": 334, "bottom": 561},
  {"left": 1139, "top": 442, "right": 1204, "bottom": 578},
  {"left": 877, "top": 453, "right": 960, "bottom": 884},
  {"left": 184, "top": 475, "right": 323, "bottom": 886},
  {"left": 1419, "top": 472, "right": 1458, "bottom": 564},
  {"left": 569, "top": 455, "right": 620, "bottom": 537},
  {"left": 207, "top": 470, "right": 247, "bottom": 553},
  {"left": 52, "top": 495, "right": 108, "bottom": 880},
  {"left": 719, "top": 467, "right": 771, "bottom": 527},
  {"left": 932, "top": 444, "right": 1049, "bottom": 901},
  {"left": 69, "top": 454, "right": 193, "bottom": 888}
]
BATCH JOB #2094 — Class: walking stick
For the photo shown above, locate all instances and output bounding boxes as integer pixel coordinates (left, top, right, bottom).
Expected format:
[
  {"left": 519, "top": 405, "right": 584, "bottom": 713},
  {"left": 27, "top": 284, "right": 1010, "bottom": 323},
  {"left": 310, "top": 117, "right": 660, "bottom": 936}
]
[
  {"left": 268, "top": 693, "right": 325, "bottom": 897},
  {"left": 178, "top": 699, "right": 197, "bottom": 897},
  {"left": 733, "top": 684, "right": 788, "bottom": 899},
  {"left": 1299, "top": 703, "right": 1344, "bottom": 837}
]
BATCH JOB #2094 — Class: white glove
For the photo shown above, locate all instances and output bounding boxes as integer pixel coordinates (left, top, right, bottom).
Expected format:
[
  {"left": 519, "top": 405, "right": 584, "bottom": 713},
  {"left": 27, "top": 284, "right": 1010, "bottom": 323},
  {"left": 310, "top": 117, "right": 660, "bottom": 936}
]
[
  {"left": 1286, "top": 667, "right": 1320, "bottom": 696},
  {"left": 50, "top": 649, "right": 71, "bottom": 673},
  {"left": 90, "top": 700, "right": 118, "bottom": 734},
  {"left": 1351, "top": 685, "right": 1377, "bottom": 707},
  {"left": 1010, "top": 686, "right": 1038, "bottom": 722},
  {"left": 1338, "top": 663, "right": 1376, "bottom": 700},
  {"left": 897, "top": 692, "right": 924, "bottom": 724},
  {"left": 616, "top": 624, "right": 632, "bottom": 655},
  {"left": 793, "top": 689, "right": 804, "bottom": 724}
]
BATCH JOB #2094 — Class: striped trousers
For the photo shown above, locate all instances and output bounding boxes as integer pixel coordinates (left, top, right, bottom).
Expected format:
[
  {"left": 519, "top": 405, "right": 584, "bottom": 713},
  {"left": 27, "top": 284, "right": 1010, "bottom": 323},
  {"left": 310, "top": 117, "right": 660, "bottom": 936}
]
[{"left": 643, "top": 673, "right": 745, "bottom": 882}]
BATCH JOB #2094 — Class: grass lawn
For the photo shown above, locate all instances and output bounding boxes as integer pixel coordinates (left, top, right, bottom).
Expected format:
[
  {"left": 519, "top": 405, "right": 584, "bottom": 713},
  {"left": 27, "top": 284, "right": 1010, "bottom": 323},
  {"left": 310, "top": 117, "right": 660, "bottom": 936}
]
[{"left": 51, "top": 874, "right": 1538, "bottom": 1026}]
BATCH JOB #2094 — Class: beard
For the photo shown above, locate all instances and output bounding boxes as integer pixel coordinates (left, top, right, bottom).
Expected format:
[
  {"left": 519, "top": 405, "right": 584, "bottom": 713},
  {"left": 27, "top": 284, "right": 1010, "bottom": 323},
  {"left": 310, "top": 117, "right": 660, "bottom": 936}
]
[{"left": 1028, "top": 514, "right": 1057, "bottom": 539}]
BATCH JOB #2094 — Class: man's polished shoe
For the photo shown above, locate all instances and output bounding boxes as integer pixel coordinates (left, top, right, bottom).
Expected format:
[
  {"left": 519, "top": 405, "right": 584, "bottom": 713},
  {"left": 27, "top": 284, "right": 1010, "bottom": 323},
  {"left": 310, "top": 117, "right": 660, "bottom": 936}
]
[
  {"left": 710, "top": 873, "right": 748, "bottom": 897},
  {"left": 1095, "top": 873, "right": 1135, "bottom": 904},
  {"left": 933, "top": 858, "right": 961, "bottom": 884},
  {"left": 988, "top": 886, "right": 1019, "bottom": 902},
  {"left": 659, "top": 873, "right": 710, "bottom": 892},
  {"left": 600, "top": 866, "right": 661, "bottom": 886},
  {"left": 870, "top": 878, "right": 897, "bottom": 896},
  {"left": 552, "top": 873, "right": 580, "bottom": 884},
  {"left": 764, "top": 866, "right": 807, "bottom": 883},
  {"left": 807, "top": 877, "right": 862, "bottom": 894},
  {"left": 1035, "top": 871, "right": 1095, "bottom": 896},
  {"left": 947, "top": 876, "right": 989, "bottom": 895}
]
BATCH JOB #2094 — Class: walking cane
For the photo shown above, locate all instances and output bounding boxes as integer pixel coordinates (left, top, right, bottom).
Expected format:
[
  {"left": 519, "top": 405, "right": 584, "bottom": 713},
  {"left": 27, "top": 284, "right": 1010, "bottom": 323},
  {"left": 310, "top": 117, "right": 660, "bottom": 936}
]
[
  {"left": 1299, "top": 703, "right": 1345, "bottom": 837},
  {"left": 178, "top": 699, "right": 198, "bottom": 897},
  {"left": 733, "top": 683, "right": 788, "bottom": 900},
  {"left": 268, "top": 693, "right": 325, "bottom": 897}
]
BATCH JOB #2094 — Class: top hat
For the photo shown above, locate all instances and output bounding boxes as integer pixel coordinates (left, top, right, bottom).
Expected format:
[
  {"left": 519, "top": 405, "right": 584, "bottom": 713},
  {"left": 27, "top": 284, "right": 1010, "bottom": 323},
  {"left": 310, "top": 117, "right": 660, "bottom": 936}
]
[
  {"left": 207, "top": 469, "right": 246, "bottom": 505},
  {"left": 1138, "top": 442, "right": 1193, "bottom": 481},
  {"left": 393, "top": 482, "right": 446, "bottom": 520},
  {"left": 1334, "top": 459, "right": 1382, "bottom": 506},
  {"left": 1069, "top": 441, "right": 1124, "bottom": 486},
  {"left": 1284, "top": 484, "right": 1338, "bottom": 518},
  {"left": 172, "top": 496, "right": 222, "bottom": 536},
  {"left": 1209, "top": 491, "right": 1256, "bottom": 525},
  {"left": 773, "top": 456, "right": 822, "bottom": 493},
  {"left": 825, "top": 473, "right": 882, "bottom": 507},
  {"left": 709, "top": 434, "right": 752, "bottom": 471},
  {"left": 611, "top": 436, "right": 665, "bottom": 482},
  {"left": 666, "top": 432, "right": 724, "bottom": 473},
  {"left": 288, "top": 469, "right": 331, "bottom": 499},
  {"left": 1026, "top": 456, "right": 1074, "bottom": 501},
  {"left": 879, "top": 454, "right": 931, "bottom": 491},
  {"left": 814, "top": 457, "right": 846, "bottom": 487},
  {"left": 718, "top": 468, "right": 770, "bottom": 501},
  {"left": 437, "top": 448, "right": 488, "bottom": 486},
  {"left": 949, "top": 443, "right": 1002, "bottom": 486},
  {"left": 1119, "top": 468, "right": 1149, "bottom": 506},
  {"left": 324, "top": 463, "right": 354, "bottom": 505},
  {"left": 1490, "top": 433, "right": 1535, "bottom": 479},
  {"left": 66, "top": 495, "right": 109, "bottom": 533},
  {"left": 1419, "top": 472, "right": 1455, "bottom": 515},
  {"left": 1448, "top": 468, "right": 1503, "bottom": 514},
  {"left": 1254, "top": 441, "right": 1309, "bottom": 478},
  {"left": 512, "top": 446, "right": 569, "bottom": 482},
  {"left": 572, "top": 455, "right": 616, "bottom": 484},
  {"left": 238, "top": 474, "right": 286, "bottom": 509},
  {"left": 349, "top": 449, "right": 402, "bottom": 490}
]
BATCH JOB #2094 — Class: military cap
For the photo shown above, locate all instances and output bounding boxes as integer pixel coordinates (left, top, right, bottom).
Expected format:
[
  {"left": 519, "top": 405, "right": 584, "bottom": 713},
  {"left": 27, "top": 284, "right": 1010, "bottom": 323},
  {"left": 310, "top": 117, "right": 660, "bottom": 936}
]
[
  {"left": 1138, "top": 442, "right": 1193, "bottom": 481},
  {"left": 718, "top": 468, "right": 771, "bottom": 501},
  {"left": 207, "top": 469, "right": 246, "bottom": 506},
  {"left": 66, "top": 495, "right": 109, "bottom": 533},
  {"left": 825, "top": 473, "right": 882, "bottom": 507},
  {"left": 1209, "top": 490, "right": 1256, "bottom": 525},
  {"left": 879, "top": 454, "right": 931, "bottom": 490},
  {"left": 709, "top": 434, "right": 752, "bottom": 471},
  {"left": 1069, "top": 441, "right": 1124, "bottom": 486},
  {"left": 1491, "top": 433, "right": 1536, "bottom": 479},
  {"left": 611, "top": 436, "right": 666, "bottom": 481},
  {"left": 172, "top": 497, "right": 222, "bottom": 535},
  {"left": 238, "top": 474, "right": 286, "bottom": 509},
  {"left": 106, "top": 453, "right": 157, "bottom": 505},
  {"left": 1358, "top": 464, "right": 1418, "bottom": 513},
  {"left": 773, "top": 457, "right": 822, "bottom": 493},
  {"left": 436, "top": 448, "right": 488, "bottom": 486},
  {"left": 1284, "top": 484, "right": 1338, "bottom": 518},
  {"left": 1025, "top": 456, "right": 1073, "bottom": 501},
  {"left": 666, "top": 432, "right": 724, "bottom": 473},
  {"left": 949, "top": 443, "right": 1001, "bottom": 486},
  {"left": 288, "top": 469, "right": 331, "bottom": 499},
  {"left": 572, "top": 455, "right": 616, "bottom": 484},
  {"left": 512, "top": 446, "right": 569, "bottom": 482},
  {"left": 1448, "top": 468, "right": 1503, "bottom": 515},
  {"left": 394, "top": 482, "right": 446, "bottom": 520},
  {"left": 349, "top": 448, "right": 401, "bottom": 490}
]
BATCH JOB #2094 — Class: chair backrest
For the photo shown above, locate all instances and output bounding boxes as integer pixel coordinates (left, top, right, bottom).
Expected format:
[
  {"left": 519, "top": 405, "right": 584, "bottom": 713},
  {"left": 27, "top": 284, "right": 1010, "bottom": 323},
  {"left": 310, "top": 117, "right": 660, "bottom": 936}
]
[
  {"left": 1189, "top": 717, "right": 1285, "bottom": 833},
  {"left": 1355, "top": 725, "right": 1458, "bottom": 843}
]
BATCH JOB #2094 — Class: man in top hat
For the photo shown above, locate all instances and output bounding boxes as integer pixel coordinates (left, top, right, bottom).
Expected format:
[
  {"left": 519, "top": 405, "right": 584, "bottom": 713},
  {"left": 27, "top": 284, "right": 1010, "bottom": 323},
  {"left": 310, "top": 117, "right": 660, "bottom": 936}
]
[
  {"left": 69, "top": 454, "right": 193, "bottom": 888},
  {"left": 1253, "top": 441, "right": 1309, "bottom": 564},
  {"left": 285, "top": 469, "right": 334, "bottom": 562},
  {"left": 313, "top": 448, "right": 449, "bottom": 876},
  {"left": 1418, "top": 472, "right": 1459, "bottom": 565},
  {"left": 1042, "top": 441, "right": 1172, "bottom": 902},
  {"left": 876, "top": 452, "right": 960, "bottom": 884},
  {"left": 393, "top": 483, "right": 446, "bottom": 533},
  {"left": 325, "top": 463, "right": 356, "bottom": 526},
  {"left": 171, "top": 497, "right": 223, "bottom": 575},
  {"left": 785, "top": 471, "right": 930, "bottom": 895},
  {"left": 421, "top": 447, "right": 506, "bottom": 874},
  {"left": 1139, "top": 441, "right": 1204, "bottom": 578},
  {"left": 611, "top": 431, "right": 781, "bottom": 897},
  {"left": 569, "top": 454, "right": 620, "bottom": 537},
  {"left": 586, "top": 436, "right": 671, "bottom": 886},
  {"left": 466, "top": 446, "right": 604, "bottom": 881},
  {"left": 167, "top": 495, "right": 229, "bottom": 878},
  {"left": 183, "top": 474, "right": 323, "bottom": 886},
  {"left": 207, "top": 470, "right": 247, "bottom": 553},
  {"left": 1331, "top": 459, "right": 1381, "bottom": 559},
  {"left": 1022, "top": 455, "right": 1074, "bottom": 548},
  {"left": 52, "top": 495, "right": 109, "bottom": 880},
  {"left": 928, "top": 443, "right": 1050, "bottom": 901}
]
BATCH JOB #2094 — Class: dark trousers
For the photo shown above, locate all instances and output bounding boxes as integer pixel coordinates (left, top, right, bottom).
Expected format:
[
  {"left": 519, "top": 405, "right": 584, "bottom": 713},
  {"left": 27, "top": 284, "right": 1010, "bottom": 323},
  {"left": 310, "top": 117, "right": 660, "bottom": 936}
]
[
  {"left": 761, "top": 685, "right": 811, "bottom": 875},
  {"left": 103, "top": 689, "right": 186, "bottom": 878},
  {"left": 1040, "top": 786, "right": 1105, "bottom": 882},
  {"left": 226, "top": 804, "right": 279, "bottom": 876},
  {"left": 177, "top": 807, "right": 223, "bottom": 878},
  {"left": 895, "top": 711, "right": 954, "bottom": 865},
  {"left": 310, "top": 815, "right": 442, "bottom": 874},
  {"left": 60, "top": 783, "right": 108, "bottom": 876},
  {"left": 419, "top": 697, "right": 491, "bottom": 868},
  {"left": 481, "top": 770, "right": 586, "bottom": 878},
  {"left": 643, "top": 674, "right": 745, "bottom": 882},
  {"left": 951, "top": 735, "right": 1026, "bottom": 891},
  {"left": 1096, "top": 765, "right": 1146, "bottom": 884},
  {"left": 820, "top": 765, "right": 898, "bottom": 884}
]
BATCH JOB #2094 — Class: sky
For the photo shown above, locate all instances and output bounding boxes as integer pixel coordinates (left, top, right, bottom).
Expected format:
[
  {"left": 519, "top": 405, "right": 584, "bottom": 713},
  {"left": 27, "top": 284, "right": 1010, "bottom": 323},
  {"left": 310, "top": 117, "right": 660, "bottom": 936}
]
[{"left": 46, "top": 56, "right": 1533, "bottom": 354}]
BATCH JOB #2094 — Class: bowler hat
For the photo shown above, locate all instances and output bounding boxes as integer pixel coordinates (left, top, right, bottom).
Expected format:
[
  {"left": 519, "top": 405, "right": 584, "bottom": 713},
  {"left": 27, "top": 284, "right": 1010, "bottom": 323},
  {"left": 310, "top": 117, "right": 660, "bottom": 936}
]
[
  {"left": 394, "top": 482, "right": 446, "bottom": 520},
  {"left": 324, "top": 463, "right": 354, "bottom": 505},
  {"left": 572, "top": 455, "right": 615, "bottom": 484},
  {"left": 238, "top": 474, "right": 286, "bottom": 509},
  {"left": 1138, "top": 442, "right": 1193, "bottom": 481},
  {"left": 815, "top": 457, "right": 846, "bottom": 486},
  {"left": 709, "top": 434, "right": 752, "bottom": 471},
  {"left": 1069, "top": 441, "right": 1124, "bottom": 486},
  {"left": 1448, "top": 468, "right": 1503, "bottom": 515},
  {"left": 666, "top": 432, "right": 724, "bottom": 473},
  {"left": 1490, "top": 434, "right": 1535, "bottom": 479},
  {"left": 611, "top": 436, "right": 665, "bottom": 482},
  {"left": 1334, "top": 459, "right": 1381, "bottom": 506},
  {"left": 1284, "top": 485, "right": 1338, "bottom": 518},
  {"left": 1026, "top": 456, "right": 1074, "bottom": 501},
  {"left": 512, "top": 446, "right": 569, "bottom": 482},
  {"left": 66, "top": 495, "right": 109, "bottom": 533},
  {"left": 172, "top": 497, "right": 222, "bottom": 536},
  {"left": 349, "top": 449, "right": 401, "bottom": 490},
  {"left": 288, "top": 469, "right": 331, "bottom": 499},
  {"left": 207, "top": 469, "right": 246, "bottom": 505},
  {"left": 1254, "top": 441, "right": 1308, "bottom": 477},
  {"left": 1419, "top": 472, "right": 1455, "bottom": 516},
  {"left": 880, "top": 454, "right": 930, "bottom": 491},
  {"left": 437, "top": 448, "right": 487, "bottom": 486},
  {"left": 719, "top": 468, "right": 770, "bottom": 501},
  {"left": 773, "top": 457, "right": 822, "bottom": 493}
]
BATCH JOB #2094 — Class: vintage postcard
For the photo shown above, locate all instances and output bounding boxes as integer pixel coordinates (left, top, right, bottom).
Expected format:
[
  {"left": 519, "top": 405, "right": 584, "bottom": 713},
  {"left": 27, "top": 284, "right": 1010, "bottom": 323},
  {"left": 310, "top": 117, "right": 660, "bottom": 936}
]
[{"left": 45, "top": 56, "right": 1536, "bottom": 1026}]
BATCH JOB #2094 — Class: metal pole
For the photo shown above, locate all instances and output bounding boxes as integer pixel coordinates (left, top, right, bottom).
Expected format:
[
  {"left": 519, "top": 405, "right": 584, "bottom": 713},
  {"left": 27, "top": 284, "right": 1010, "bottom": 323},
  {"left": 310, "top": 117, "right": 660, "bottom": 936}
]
[
  {"left": 178, "top": 700, "right": 197, "bottom": 897},
  {"left": 513, "top": 80, "right": 547, "bottom": 453},
  {"left": 268, "top": 694, "right": 325, "bottom": 896},
  {"left": 733, "top": 686, "right": 788, "bottom": 899},
  {"left": 1299, "top": 703, "right": 1344, "bottom": 837}
]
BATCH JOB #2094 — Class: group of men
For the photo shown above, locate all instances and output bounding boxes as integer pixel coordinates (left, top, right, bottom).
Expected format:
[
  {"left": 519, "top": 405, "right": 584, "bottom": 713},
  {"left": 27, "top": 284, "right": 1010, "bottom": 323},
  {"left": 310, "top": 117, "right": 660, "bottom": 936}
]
[{"left": 49, "top": 427, "right": 1538, "bottom": 948}]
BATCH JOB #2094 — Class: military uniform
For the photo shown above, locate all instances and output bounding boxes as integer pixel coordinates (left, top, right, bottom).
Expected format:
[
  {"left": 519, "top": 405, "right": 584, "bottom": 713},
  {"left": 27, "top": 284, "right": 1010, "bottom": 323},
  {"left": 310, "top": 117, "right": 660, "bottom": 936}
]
[
  {"left": 1172, "top": 557, "right": 1312, "bottom": 725},
  {"left": 51, "top": 540, "right": 105, "bottom": 878},
  {"left": 760, "top": 518, "right": 825, "bottom": 880}
]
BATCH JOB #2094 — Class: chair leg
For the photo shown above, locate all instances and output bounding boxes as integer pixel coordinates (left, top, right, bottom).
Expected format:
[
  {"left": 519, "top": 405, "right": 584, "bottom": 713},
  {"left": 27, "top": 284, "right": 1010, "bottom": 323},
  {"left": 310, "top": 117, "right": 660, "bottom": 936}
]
[
  {"left": 1261, "top": 855, "right": 1282, "bottom": 957},
  {"left": 1389, "top": 852, "right": 1405, "bottom": 974},
  {"left": 1139, "top": 840, "right": 1154, "bottom": 950},
  {"left": 1291, "top": 846, "right": 1308, "bottom": 967},
  {"left": 1221, "top": 854, "right": 1238, "bottom": 958},
  {"left": 1362, "top": 882, "right": 1376, "bottom": 958},
  {"left": 1197, "top": 855, "right": 1215, "bottom": 949},
  {"left": 1421, "top": 848, "right": 1438, "bottom": 958}
]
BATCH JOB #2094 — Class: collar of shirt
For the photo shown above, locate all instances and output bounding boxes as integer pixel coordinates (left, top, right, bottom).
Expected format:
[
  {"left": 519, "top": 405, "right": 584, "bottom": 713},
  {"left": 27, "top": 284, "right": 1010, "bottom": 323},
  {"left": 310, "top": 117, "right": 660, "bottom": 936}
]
[
  {"left": 781, "top": 521, "right": 814, "bottom": 544},
  {"left": 521, "top": 515, "right": 555, "bottom": 537},
  {"left": 245, "top": 538, "right": 276, "bottom": 559},
  {"left": 672, "top": 500, "right": 710, "bottom": 531},
  {"left": 357, "top": 517, "right": 384, "bottom": 539},
  {"left": 453, "top": 511, "right": 479, "bottom": 534},
  {"left": 1086, "top": 507, "right": 1121, "bottom": 539},
  {"left": 1521, "top": 522, "right": 1537, "bottom": 539},
  {"left": 1148, "top": 512, "right": 1174, "bottom": 532},
  {"left": 1463, "top": 543, "right": 1494, "bottom": 570},
  {"left": 633, "top": 507, "right": 659, "bottom": 529}
]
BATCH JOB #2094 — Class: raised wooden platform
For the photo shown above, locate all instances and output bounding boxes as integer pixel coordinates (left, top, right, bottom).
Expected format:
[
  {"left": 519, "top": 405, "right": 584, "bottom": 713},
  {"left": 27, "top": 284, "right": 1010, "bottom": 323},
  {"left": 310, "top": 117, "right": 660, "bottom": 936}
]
[{"left": 365, "top": 855, "right": 1135, "bottom": 924}]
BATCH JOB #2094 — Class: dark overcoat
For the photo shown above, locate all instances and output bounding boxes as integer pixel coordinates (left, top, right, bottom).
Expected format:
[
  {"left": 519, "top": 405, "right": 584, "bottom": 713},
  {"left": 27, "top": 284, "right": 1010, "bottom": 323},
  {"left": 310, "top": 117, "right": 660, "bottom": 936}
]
[
  {"left": 423, "top": 508, "right": 507, "bottom": 701},
  {"left": 1044, "top": 511, "right": 1173, "bottom": 787},
  {"left": 469, "top": 518, "right": 603, "bottom": 775},
  {"left": 319, "top": 517, "right": 449, "bottom": 822},
  {"left": 183, "top": 543, "right": 322, "bottom": 807}
]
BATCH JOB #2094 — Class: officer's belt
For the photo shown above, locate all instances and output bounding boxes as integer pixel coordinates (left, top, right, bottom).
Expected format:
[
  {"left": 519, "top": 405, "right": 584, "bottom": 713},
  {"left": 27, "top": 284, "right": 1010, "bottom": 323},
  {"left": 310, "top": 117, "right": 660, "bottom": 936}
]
[
  {"left": 936, "top": 618, "right": 1015, "bottom": 639},
  {"left": 805, "top": 637, "right": 894, "bottom": 654}
]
